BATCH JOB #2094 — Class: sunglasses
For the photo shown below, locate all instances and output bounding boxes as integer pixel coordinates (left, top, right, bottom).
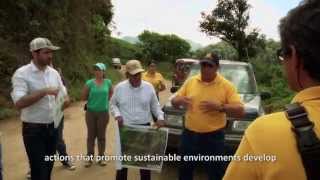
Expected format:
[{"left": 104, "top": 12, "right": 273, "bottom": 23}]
[
  {"left": 276, "top": 47, "right": 292, "bottom": 63},
  {"left": 130, "top": 72, "right": 142, "bottom": 78},
  {"left": 276, "top": 48, "right": 285, "bottom": 62},
  {"left": 200, "top": 62, "right": 215, "bottom": 68},
  {"left": 94, "top": 67, "right": 103, "bottom": 71}
]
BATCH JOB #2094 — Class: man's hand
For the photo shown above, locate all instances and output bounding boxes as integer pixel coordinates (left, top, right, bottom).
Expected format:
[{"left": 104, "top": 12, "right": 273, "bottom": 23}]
[
  {"left": 174, "top": 96, "right": 193, "bottom": 110},
  {"left": 44, "top": 87, "right": 59, "bottom": 97},
  {"left": 14, "top": 87, "right": 59, "bottom": 110},
  {"left": 115, "top": 116, "right": 124, "bottom": 127},
  {"left": 155, "top": 120, "right": 166, "bottom": 129},
  {"left": 62, "top": 95, "right": 71, "bottom": 110},
  {"left": 157, "top": 80, "right": 166, "bottom": 92},
  {"left": 199, "top": 100, "right": 222, "bottom": 113}
]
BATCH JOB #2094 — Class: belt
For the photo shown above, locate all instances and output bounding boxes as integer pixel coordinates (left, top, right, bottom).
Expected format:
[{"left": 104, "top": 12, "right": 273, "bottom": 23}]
[
  {"left": 184, "top": 128, "right": 225, "bottom": 136},
  {"left": 23, "top": 122, "right": 54, "bottom": 128},
  {"left": 132, "top": 123, "right": 151, "bottom": 126}
]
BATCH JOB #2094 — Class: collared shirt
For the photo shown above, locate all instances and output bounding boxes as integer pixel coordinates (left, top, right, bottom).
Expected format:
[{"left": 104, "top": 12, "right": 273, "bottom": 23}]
[
  {"left": 110, "top": 80, "right": 164, "bottom": 125},
  {"left": 142, "top": 71, "right": 165, "bottom": 92},
  {"left": 11, "top": 61, "right": 67, "bottom": 124},
  {"left": 223, "top": 86, "right": 320, "bottom": 180},
  {"left": 176, "top": 73, "right": 242, "bottom": 133}
]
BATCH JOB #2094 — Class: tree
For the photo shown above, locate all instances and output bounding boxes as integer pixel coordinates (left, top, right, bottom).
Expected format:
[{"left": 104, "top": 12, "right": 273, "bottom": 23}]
[
  {"left": 200, "top": 0, "right": 265, "bottom": 61},
  {"left": 193, "top": 41, "right": 237, "bottom": 60},
  {"left": 105, "top": 37, "right": 142, "bottom": 61},
  {"left": 138, "top": 30, "right": 191, "bottom": 63},
  {"left": 248, "top": 39, "right": 293, "bottom": 111},
  {"left": 0, "top": 0, "right": 114, "bottom": 102}
]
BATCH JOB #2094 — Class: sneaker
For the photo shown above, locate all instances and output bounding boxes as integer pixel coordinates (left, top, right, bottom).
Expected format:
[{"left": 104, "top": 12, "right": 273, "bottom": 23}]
[
  {"left": 63, "top": 161, "right": 76, "bottom": 171},
  {"left": 26, "top": 171, "right": 31, "bottom": 179},
  {"left": 84, "top": 160, "right": 93, "bottom": 168},
  {"left": 97, "top": 160, "right": 107, "bottom": 166}
]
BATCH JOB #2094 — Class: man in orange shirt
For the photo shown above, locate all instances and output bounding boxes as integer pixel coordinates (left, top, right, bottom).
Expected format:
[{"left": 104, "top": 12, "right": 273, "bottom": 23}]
[
  {"left": 172, "top": 52, "right": 244, "bottom": 180},
  {"left": 224, "top": 1, "right": 320, "bottom": 180}
]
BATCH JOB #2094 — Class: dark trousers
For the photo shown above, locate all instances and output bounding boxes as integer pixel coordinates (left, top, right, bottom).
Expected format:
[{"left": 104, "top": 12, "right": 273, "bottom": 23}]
[
  {"left": 116, "top": 168, "right": 151, "bottom": 180},
  {"left": 116, "top": 122, "right": 151, "bottom": 180},
  {"left": 179, "top": 129, "right": 225, "bottom": 180},
  {"left": 0, "top": 143, "right": 2, "bottom": 180},
  {"left": 56, "top": 116, "right": 69, "bottom": 165},
  {"left": 23, "top": 122, "right": 57, "bottom": 180}
]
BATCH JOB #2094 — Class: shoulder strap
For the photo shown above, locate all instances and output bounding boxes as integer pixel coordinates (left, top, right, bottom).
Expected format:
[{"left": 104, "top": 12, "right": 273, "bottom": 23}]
[{"left": 285, "top": 103, "right": 320, "bottom": 180}]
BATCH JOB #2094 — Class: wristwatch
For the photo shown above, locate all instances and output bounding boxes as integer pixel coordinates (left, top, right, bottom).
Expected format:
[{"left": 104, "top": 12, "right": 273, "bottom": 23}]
[{"left": 219, "top": 104, "right": 226, "bottom": 112}]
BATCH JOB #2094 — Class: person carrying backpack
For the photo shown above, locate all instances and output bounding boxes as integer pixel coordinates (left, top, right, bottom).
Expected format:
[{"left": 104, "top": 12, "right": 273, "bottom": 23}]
[{"left": 224, "top": 1, "right": 320, "bottom": 179}]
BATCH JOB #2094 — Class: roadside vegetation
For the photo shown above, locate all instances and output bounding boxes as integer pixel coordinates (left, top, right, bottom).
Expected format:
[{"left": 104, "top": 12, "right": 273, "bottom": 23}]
[{"left": 0, "top": 0, "right": 292, "bottom": 119}]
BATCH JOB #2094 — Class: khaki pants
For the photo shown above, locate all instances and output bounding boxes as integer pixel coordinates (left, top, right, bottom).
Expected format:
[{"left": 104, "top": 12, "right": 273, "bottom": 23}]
[{"left": 85, "top": 111, "right": 109, "bottom": 156}]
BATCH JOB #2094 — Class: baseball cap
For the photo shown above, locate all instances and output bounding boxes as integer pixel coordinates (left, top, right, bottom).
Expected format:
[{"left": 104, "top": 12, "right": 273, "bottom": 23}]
[
  {"left": 200, "top": 52, "right": 220, "bottom": 66},
  {"left": 125, "top": 60, "right": 145, "bottom": 75},
  {"left": 94, "top": 63, "right": 106, "bottom": 71},
  {"left": 29, "top": 37, "right": 60, "bottom": 52}
]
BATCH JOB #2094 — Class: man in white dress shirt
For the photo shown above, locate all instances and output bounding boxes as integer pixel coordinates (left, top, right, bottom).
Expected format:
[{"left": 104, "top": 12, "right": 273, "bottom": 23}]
[
  {"left": 11, "top": 37, "right": 66, "bottom": 180},
  {"left": 110, "top": 60, "right": 165, "bottom": 180}
]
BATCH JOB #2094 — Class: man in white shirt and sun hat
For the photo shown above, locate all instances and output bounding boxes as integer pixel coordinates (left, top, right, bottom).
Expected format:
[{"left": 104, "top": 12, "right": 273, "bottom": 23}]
[
  {"left": 11, "top": 37, "right": 66, "bottom": 180},
  {"left": 110, "top": 59, "right": 165, "bottom": 180}
]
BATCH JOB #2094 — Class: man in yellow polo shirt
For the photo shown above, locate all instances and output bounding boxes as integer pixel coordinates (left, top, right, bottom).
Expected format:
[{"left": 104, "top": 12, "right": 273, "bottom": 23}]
[
  {"left": 172, "top": 52, "right": 244, "bottom": 180},
  {"left": 223, "top": 1, "right": 320, "bottom": 180}
]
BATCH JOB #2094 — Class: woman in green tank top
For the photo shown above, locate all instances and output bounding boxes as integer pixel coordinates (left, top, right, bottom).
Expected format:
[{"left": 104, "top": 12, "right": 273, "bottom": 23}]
[{"left": 81, "top": 63, "right": 113, "bottom": 167}]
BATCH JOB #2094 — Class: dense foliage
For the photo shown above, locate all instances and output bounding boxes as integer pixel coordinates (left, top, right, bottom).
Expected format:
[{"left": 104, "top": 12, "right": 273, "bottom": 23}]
[
  {"left": 0, "top": 0, "right": 116, "bottom": 118},
  {"left": 192, "top": 41, "right": 238, "bottom": 60},
  {"left": 200, "top": 0, "right": 266, "bottom": 61},
  {"left": 137, "top": 30, "right": 191, "bottom": 63},
  {"left": 0, "top": 1, "right": 293, "bottom": 119}
]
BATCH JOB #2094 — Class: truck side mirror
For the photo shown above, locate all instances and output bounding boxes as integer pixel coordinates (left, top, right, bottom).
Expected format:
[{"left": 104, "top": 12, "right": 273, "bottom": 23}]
[
  {"left": 170, "top": 87, "right": 178, "bottom": 93},
  {"left": 261, "top": 91, "right": 271, "bottom": 100}
]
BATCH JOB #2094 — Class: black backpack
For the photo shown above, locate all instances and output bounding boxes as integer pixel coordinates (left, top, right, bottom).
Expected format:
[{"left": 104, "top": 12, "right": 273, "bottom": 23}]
[{"left": 285, "top": 103, "right": 320, "bottom": 180}]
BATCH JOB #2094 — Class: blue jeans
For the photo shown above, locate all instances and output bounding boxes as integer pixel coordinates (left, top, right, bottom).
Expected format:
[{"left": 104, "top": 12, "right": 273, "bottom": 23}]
[
  {"left": 23, "top": 122, "right": 57, "bottom": 180},
  {"left": 179, "top": 129, "right": 226, "bottom": 180}
]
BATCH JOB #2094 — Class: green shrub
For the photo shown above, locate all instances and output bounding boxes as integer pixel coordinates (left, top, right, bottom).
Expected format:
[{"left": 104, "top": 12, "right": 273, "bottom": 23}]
[{"left": 0, "top": 107, "right": 15, "bottom": 120}]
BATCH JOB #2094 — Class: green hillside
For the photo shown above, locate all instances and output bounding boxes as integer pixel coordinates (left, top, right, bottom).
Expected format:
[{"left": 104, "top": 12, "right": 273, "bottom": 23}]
[
  {"left": 0, "top": 0, "right": 119, "bottom": 119},
  {"left": 0, "top": 1, "right": 293, "bottom": 119}
]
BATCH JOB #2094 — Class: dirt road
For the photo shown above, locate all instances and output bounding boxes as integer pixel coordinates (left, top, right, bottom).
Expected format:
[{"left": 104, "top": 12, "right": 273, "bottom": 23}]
[{"left": 0, "top": 81, "right": 207, "bottom": 180}]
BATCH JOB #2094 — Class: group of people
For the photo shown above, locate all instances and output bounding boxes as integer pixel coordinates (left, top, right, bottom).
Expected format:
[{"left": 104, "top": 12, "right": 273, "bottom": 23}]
[
  {"left": 8, "top": 1, "right": 320, "bottom": 180},
  {"left": 10, "top": 37, "right": 167, "bottom": 180}
]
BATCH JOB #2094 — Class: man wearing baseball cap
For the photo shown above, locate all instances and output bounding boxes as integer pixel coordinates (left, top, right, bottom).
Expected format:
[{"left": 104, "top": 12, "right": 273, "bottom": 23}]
[
  {"left": 172, "top": 52, "right": 244, "bottom": 180},
  {"left": 110, "top": 60, "right": 165, "bottom": 180},
  {"left": 11, "top": 37, "right": 66, "bottom": 180}
]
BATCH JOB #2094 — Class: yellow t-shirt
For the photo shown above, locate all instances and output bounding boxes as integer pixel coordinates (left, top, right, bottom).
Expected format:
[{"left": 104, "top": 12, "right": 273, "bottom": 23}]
[
  {"left": 142, "top": 71, "right": 165, "bottom": 92},
  {"left": 223, "top": 86, "right": 320, "bottom": 180},
  {"left": 176, "top": 73, "right": 242, "bottom": 133}
]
